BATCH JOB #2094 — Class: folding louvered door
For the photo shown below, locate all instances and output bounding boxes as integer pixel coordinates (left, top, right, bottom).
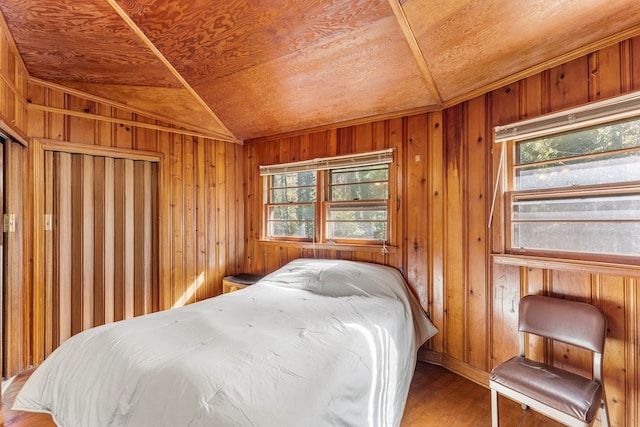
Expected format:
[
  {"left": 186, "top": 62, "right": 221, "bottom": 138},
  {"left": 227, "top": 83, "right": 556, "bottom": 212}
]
[{"left": 44, "top": 150, "right": 159, "bottom": 356}]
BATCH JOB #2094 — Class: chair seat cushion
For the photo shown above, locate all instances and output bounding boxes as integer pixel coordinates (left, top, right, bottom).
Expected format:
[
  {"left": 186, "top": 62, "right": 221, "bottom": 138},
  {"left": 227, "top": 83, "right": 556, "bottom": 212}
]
[{"left": 490, "top": 356, "right": 603, "bottom": 423}]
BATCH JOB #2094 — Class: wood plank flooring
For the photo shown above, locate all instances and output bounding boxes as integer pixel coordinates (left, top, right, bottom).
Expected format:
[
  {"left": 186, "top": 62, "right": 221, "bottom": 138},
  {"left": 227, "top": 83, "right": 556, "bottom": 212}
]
[{"left": 2, "top": 362, "right": 561, "bottom": 426}]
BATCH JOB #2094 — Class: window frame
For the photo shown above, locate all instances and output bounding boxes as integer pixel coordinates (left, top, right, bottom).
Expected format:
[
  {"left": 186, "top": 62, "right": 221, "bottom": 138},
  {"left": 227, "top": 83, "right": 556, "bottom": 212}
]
[
  {"left": 263, "top": 170, "right": 317, "bottom": 242},
  {"left": 260, "top": 150, "right": 396, "bottom": 250},
  {"left": 499, "top": 108, "right": 640, "bottom": 264}
]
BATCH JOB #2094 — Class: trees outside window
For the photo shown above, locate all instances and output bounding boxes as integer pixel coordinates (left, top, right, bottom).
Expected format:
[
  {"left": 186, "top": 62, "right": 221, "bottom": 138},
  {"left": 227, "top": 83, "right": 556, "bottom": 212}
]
[
  {"left": 506, "top": 117, "right": 640, "bottom": 261},
  {"left": 261, "top": 150, "right": 393, "bottom": 245}
]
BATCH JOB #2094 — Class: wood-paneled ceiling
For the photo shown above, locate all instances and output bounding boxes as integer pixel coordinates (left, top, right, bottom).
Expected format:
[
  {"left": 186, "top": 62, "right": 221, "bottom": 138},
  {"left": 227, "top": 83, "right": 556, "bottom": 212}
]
[{"left": 2, "top": 0, "right": 640, "bottom": 142}]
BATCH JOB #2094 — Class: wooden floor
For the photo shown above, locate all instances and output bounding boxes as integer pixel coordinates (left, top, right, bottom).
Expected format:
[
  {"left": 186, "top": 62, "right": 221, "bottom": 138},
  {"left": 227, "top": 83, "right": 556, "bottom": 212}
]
[{"left": 2, "top": 362, "right": 561, "bottom": 426}]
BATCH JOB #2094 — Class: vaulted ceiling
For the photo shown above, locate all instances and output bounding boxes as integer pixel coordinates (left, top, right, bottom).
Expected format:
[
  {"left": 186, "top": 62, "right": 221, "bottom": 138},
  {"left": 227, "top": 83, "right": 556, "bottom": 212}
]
[{"left": 1, "top": 0, "right": 640, "bottom": 142}]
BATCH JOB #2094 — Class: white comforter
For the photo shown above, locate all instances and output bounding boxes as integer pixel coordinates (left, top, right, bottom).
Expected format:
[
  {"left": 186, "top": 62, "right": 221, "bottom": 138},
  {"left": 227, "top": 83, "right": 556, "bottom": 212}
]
[{"left": 14, "top": 258, "right": 437, "bottom": 427}]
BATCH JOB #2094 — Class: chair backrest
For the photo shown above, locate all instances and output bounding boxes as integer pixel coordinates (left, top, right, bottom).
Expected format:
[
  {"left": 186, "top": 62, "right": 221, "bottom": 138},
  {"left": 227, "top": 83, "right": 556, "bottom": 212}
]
[{"left": 519, "top": 295, "right": 607, "bottom": 354}]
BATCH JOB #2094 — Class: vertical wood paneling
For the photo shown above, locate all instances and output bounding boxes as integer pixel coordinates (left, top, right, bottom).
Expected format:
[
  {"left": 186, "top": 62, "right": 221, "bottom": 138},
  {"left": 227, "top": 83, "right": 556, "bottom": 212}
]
[
  {"left": 205, "top": 140, "right": 219, "bottom": 296},
  {"left": 405, "top": 114, "right": 429, "bottom": 305},
  {"left": 490, "top": 263, "right": 520, "bottom": 369},
  {"left": 133, "top": 161, "right": 151, "bottom": 316},
  {"left": 43, "top": 151, "right": 53, "bottom": 357},
  {"left": 113, "top": 110, "right": 133, "bottom": 149},
  {"left": 70, "top": 154, "right": 82, "bottom": 335},
  {"left": 0, "top": 18, "right": 29, "bottom": 384},
  {"left": 103, "top": 157, "right": 115, "bottom": 324},
  {"left": 67, "top": 96, "right": 95, "bottom": 144},
  {"left": 523, "top": 268, "right": 545, "bottom": 362},
  {"left": 427, "top": 111, "right": 445, "bottom": 355},
  {"left": 387, "top": 118, "right": 403, "bottom": 271},
  {"left": 632, "top": 36, "right": 640, "bottom": 91},
  {"left": 465, "top": 96, "right": 488, "bottom": 371},
  {"left": 195, "top": 136, "right": 207, "bottom": 302},
  {"left": 549, "top": 56, "right": 590, "bottom": 111},
  {"left": 55, "top": 152, "right": 72, "bottom": 344},
  {"left": 599, "top": 275, "right": 627, "bottom": 425},
  {"left": 215, "top": 140, "right": 228, "bottom": 293},
  {"left": 81, "top": 156, "right": 95, "bottom": 331},
  {"left": 4, "top": 142, "right": 24, "bottom": 375},
  {"left": 230, "top": 143, "right": 243, "bottom": 272},
  {"left": 0, "top": 27, "right": 6, "bottom": 115},
  {"left": 444, "top": 104, "right": 466, "bottom": 361},
  {"left": 46, "top": 152, "right": 158, "bottom": 350},
  {"left": 123, "top": 160, "right": 135, "bottom": 320},
  {"left": 170, "top": 134, "right": 184, "bottom": 307},
  {"left": 590, "top": 44, "right": 623, "bottom": 99},
  {"left": 113, "top": 159, "right": 126, "bottom": 320},
  {"left": 629, "top": 277, "right": 639, "bottom": 427},
  {"left": 182, "top": 137, "right": 196, "bottom": 305},
  {"left": 93, "top": 156, "right": 106, "bottom": 327}
]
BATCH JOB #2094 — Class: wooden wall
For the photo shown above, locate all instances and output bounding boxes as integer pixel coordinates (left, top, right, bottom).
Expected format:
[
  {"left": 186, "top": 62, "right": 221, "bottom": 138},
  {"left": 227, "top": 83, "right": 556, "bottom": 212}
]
[
  {"left": 245, "top": 35, "right": 640, "bottom": 426},
  {"left": 0, "top": 13, "right": 28, "bottom": 388},
  {"left": 20, "top": 81, "right": 245, "bottom": 374},
  {"left": 243, "top": 116, "right": 445, "bottom": 322},
  {"left": 0, "top": 15, "right": 245, "bottom": 377},
  {"left": 3, "top": 4, "right": 640, "bottom": 424}
]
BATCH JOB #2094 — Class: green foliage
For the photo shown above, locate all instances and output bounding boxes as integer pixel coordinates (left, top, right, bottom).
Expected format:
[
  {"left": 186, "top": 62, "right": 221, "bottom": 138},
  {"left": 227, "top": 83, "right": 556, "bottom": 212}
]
[
  {"left": 518, "top": 118, "right": 640, "bottom": 164},
  {"left": 511, "top": 116, "right": 640, "bottom": 257},
  {"left": 267, "top": 164, "right": 390, "bottom": 241}
]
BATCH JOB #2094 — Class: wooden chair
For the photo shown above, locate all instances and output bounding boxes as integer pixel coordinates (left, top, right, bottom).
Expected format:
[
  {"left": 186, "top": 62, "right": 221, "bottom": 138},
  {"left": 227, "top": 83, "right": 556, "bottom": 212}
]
[{"left": 489, "top": 295, "right": 610, "bottom": 427}]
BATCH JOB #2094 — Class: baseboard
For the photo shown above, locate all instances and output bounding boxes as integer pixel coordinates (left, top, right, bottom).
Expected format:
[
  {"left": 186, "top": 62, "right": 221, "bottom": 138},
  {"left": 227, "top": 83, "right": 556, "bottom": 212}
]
[
  {"left": 417, "top": 348, "right": 443, "bottom": 365},
  {"left": 417, "top": 350, "right": 490, "bottom": 389}
]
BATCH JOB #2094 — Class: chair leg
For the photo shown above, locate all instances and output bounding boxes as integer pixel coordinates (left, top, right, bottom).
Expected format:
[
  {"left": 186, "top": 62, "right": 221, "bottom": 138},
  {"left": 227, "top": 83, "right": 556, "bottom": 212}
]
[
  {"left": 491, "top": 388, "right": 499, "bottom": 427},
  {"left": 600, "top": 397, "right": 610, "bottom": 427}
]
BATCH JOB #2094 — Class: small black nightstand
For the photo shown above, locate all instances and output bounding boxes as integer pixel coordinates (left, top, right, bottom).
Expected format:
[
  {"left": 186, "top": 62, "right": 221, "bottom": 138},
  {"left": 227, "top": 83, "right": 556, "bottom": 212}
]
[{"left": 222, "top": 273, "right": 264, "bottom": 293}]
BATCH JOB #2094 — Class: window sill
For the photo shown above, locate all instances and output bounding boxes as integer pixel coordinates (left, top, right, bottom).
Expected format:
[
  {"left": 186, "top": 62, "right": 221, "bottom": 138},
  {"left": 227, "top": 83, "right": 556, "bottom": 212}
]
[
  {"left": 259, "top": 239, "right": 397, "bottom": 254},
  {"left": 492, "top": 254, "right": 640, "bottom": 278}
]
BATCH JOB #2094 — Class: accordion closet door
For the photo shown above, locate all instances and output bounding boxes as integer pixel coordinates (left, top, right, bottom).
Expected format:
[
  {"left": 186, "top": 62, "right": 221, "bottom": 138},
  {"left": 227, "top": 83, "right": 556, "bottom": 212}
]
[{"left": 43, "top": 150, "right": 159, "bottom": 356}]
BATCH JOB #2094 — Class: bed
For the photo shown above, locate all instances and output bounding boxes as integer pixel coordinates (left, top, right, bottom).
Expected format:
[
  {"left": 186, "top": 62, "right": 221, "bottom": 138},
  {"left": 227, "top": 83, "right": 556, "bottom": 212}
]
[{"left": 14, "top": 258, "right": 438, "bottom": 427}]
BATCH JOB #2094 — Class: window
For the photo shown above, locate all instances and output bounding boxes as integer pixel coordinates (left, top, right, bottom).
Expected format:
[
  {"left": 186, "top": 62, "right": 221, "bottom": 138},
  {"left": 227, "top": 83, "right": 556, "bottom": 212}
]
[
  {"left": 266, "top": 170, "right": 316, "bottom": 239},
  {"left": 495, "top": 92, "right": 640, "bottom": 262},
  {"left": 326, "top": 164, "right": 388, "bottom": 240},
  {"left": 260, "top": 150, "right": 393, "bottom": 246}
]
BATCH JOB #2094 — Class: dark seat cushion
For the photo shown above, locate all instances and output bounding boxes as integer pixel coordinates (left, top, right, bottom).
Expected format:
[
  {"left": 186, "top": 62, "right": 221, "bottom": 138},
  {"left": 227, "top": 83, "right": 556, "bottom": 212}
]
[{"left": 490, "top": 356, "right": 602, "bottom": 423}]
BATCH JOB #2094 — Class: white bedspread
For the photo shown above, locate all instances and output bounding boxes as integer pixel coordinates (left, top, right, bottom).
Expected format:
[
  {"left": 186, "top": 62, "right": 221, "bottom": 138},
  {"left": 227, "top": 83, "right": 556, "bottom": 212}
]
[{"left": 14, "top": 258, "right": 437, "bottom": 427}]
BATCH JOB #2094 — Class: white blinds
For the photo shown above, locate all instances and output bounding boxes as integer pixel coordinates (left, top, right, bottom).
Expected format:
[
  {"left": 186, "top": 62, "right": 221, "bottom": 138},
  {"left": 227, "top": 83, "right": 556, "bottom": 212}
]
[
  {"left": 259, "top": 149, "right": 394, "bottom": 176},
  {"left": 494, "top": 90, "right": 640, "bottom": 143}
]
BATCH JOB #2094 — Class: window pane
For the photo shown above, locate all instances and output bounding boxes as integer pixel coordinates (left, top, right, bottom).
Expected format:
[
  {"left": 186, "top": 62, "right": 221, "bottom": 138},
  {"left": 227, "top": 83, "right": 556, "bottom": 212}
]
[
  {"left": 270, "top": 187, "right": 316, "bottom": 203},
  {"left": 330, "top": 182, "right": 388, "bottom": 201},
  {"left": 271, "top": 171, "right": 316, "bottom": 189},
  {"left": 330, "top": 165, "right": 388, "bottom": 184},
  {"left": 508, "top": 111, "right": 640, "bottom": 259},
  {"left": 327, "top": 221, "right": 387, "bottom": 240},
  {"left": 267, "top": 205, "right": 314, "bottom": 238},
  {"left": 516, "top": 151, "right": 640, "bottom": 190},
  {"left": 268, "top": 205, "right": 314, "bottom": 220},
  {"left": 326, "top": 203, "right": 387, "bottom": 240},
  {"left": 517, "top": 117, "right": 640, "bottom": 164},
  {"left": 513, "top": 222, "right": 640, "bottom": 257},
  {"left": 513, "top": 194, "right": 640, "bottom": 221},
  {"left": 268, "top": 221, "right": 314, "bottom": 239},
  {"left": 269, "top": 172, "right": 316, "bottom": 203},
  {"left": 329, "top": 164, "right": 389, "bottom": 201}
]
